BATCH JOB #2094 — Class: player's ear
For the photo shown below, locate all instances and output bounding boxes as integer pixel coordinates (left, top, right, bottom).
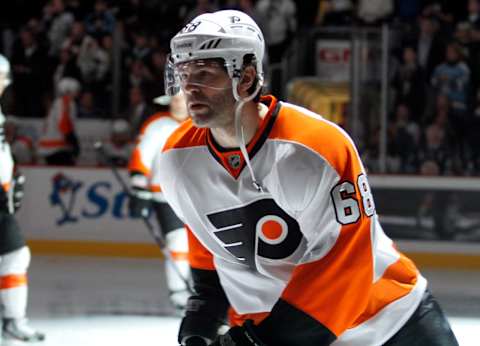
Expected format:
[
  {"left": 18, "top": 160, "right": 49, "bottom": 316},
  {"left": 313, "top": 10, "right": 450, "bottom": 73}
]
[{"left": 238, "top": 66, "right": 256, "bottom": 96}]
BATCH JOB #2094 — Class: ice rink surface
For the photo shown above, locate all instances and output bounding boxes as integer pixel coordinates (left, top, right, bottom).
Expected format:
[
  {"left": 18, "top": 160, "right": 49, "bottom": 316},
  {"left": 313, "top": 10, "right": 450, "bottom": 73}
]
[{"left": 2, "top": 256, "right": 478, "bottom": 346}]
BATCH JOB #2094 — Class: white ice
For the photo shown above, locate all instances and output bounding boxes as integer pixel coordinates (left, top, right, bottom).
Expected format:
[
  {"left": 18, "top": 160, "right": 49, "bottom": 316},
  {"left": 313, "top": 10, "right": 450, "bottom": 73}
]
[{"left": 1, "top": 256, "right": 477, "bottom": 346}]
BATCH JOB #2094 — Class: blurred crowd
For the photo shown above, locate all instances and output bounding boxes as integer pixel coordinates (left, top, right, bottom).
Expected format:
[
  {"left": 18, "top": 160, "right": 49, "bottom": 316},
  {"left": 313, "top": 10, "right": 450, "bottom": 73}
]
[{"left": 0, "top": 0, "right": 479, "bottom": 176}]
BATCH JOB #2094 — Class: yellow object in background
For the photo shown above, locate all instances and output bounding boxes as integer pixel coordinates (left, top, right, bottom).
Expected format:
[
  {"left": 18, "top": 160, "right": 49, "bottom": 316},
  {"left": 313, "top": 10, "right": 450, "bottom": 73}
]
[{"left": 287, "top": 78, "right": 350, "bottom": 125}]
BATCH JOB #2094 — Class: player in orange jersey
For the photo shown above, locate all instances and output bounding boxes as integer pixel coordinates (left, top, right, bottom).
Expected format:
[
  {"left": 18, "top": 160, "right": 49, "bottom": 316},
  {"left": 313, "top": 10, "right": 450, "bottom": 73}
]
[{"left": 155, "top": 10, "right": 459, "bottom": 346}]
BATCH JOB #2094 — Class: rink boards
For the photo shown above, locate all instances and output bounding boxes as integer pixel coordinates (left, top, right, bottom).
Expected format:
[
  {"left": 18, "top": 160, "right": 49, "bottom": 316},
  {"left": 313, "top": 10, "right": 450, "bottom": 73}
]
[{"left": 15, "top": 166, "right": 480, "bottom": 269}]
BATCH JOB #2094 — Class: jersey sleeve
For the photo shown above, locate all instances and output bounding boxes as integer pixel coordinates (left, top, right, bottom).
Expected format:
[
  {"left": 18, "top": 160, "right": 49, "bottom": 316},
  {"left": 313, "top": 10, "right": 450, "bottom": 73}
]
[
  {"left": 58, "top": 96, "right": 75, "bottom": 135},
  {"left": 128, "top": 117, "right": 178, "bottom": 179},
  {"left": 256, "top": 120, "right": 418, "bottom": 345},
  {"left": 0, "top": 127, "right": 14, "bottom": 191}
]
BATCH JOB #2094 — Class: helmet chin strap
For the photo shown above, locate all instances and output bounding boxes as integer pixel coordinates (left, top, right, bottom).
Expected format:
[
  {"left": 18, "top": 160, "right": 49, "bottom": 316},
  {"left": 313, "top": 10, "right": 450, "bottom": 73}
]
[{"left": 232, "top": 77, "right": 264, "bottom": 193}]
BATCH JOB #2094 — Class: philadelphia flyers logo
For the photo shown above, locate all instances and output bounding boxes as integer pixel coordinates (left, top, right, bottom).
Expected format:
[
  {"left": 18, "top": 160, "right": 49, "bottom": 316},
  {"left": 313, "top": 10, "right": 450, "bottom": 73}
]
[{"left": 206, "top": 199, "right": 303, "bottom": 269}]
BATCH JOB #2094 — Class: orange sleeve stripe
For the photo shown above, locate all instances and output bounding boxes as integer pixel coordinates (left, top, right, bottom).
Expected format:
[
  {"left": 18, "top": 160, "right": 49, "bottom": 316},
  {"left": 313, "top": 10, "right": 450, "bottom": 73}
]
[
  {"left": 170, "top": 250, "right": 189, "bottom": 261},
  {"left": 150, "top": 184, "right": 162, "bottom": 192},
  {"left": 59, "top": 95, "right": 74, "bottom": 134},
  {"left": 281, "top": 220, "right": 374, "bottom": 337},
  {"left": 127, "top": 148, "right": 150, "bottom": 176},
  {"left": 2, "top": 182, "right": 10, "bottom": 192},
  {"left": 228, "top": 307, "right": 270, "bottom": 327},
  {"left": 138, "top": 112, "right": 170, "bottom": 135},
  {"left": 187, "top": 226, "right": 215, "bottom": 270},
  {"left": 0, "top": 274, "right": 28, "bottom": 289}
]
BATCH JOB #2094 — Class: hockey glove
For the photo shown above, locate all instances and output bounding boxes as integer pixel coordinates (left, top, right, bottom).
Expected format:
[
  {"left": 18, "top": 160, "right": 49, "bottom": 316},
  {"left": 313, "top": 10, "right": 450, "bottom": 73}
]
[
  {"left": 0, "top": 186, "right": 8, "bottom": 214},
  {"left": 210, "top": 321, "right": 266, "bottom": 346},
  {"left": 128, "top": 186, "right": 152, "bottom": 218},
  {"left": 12, "top": 173, "right": 25, "bottom": 212},
  {"left": 181, "top": 336, "right": 209, "bottom": 346}
]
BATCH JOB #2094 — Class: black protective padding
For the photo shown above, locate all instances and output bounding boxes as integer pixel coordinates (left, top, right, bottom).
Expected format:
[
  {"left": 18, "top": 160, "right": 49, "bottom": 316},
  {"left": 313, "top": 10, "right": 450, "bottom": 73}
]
[
  {"left": 152, "top": 201, "right": 184, "bottom": 234},
  {"left": 178, "top": 268, "right": 229, "bottom": 343},
  {"left": 0, "top": 213, "right": 26, "bottom": 255},
  {"left": 256, "top": 299, "right": 336, "bottom": 346}
]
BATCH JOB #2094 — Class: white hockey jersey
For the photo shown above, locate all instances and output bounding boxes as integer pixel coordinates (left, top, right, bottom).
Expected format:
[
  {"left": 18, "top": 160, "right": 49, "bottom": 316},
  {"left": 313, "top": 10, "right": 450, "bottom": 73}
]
[
  {"left": 0, "top": 109, "right": 14, "bottom": 196},
  {"left": 128, "top": 111, "right": 181, "bottom": 201},
  {"left": 152, "top": 95, "right": 426, "bottom": 346},
  {"left": 38, "top": 95, "right": 77, "bottom": 156}
]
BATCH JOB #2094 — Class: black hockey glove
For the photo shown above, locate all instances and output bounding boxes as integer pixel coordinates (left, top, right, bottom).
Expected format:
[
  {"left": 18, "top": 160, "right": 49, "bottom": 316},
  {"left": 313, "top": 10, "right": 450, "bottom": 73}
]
[
  {"left": 181, "top": 336, "right": 209, "bottom": 346},
  {"left": 128, "top": 186, "right": 152, "bottom": 218},
  {"left": 0, "top": 173, "right": 25, "bottom": 214},
  {"left": 0, "top": 186, "right": 8, "bottom": 214},
  {"left": 210, "top": 321, "right": 267, "bottom": 346},
  {"left": 12, "top": 173, "right": 25, "bottom": 212}
]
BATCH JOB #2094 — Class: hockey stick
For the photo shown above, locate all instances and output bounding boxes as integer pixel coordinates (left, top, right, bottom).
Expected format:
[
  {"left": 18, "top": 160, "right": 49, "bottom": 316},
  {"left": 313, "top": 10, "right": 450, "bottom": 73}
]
[{"left": 94, "top": 141, "right": 193, "bottom": 294}]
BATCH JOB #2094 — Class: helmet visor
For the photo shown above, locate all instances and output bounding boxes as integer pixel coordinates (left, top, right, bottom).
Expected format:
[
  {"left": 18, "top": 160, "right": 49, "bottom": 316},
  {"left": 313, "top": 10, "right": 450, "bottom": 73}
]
[{"left": 164, "top": 55, "right": 231, "bottom": 96}]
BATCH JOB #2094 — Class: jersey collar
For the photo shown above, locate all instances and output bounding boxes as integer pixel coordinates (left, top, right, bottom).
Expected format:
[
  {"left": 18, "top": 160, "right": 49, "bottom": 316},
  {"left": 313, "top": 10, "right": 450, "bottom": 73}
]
[{"left": 206, "top": 95, "right": 280, "bottom": 179}]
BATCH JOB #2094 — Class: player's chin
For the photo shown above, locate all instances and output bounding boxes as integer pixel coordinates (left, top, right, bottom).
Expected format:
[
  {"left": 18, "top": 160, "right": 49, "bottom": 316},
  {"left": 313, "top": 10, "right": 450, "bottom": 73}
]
[{"left": 190, "top": 113, "right": 213, "bottom": 128}]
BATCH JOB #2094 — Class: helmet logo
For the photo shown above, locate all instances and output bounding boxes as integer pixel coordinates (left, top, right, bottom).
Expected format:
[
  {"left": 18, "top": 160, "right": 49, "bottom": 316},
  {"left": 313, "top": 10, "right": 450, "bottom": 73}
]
[
  {"left": 200, "top": 39, "right": 222, "bottom": 50},
  {"left": 229, "top": 16, "right": 241, "bottom": 24}
]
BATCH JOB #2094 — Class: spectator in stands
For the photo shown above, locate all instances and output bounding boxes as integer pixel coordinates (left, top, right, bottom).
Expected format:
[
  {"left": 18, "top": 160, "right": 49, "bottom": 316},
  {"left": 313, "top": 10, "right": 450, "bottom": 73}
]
[
  {"left": 148, "top": 49, "right": 167, "bottom": 95},
  {"left": 10, "top": 27, "right": 49, "bottom": 118},
  {"left": 52, "top": 46, "right": 82, "bottom": 89},
  {"left": 128, "top": 32, "right": 152, "bottom": 65},
  {"left": 256, "top": 0, "right": 297, "bottom": 63},
  {"left": 417, "top": 122, "right": 453, "bottom": 175},
  {"left": 454, "top": 21, "right": 474, "bottom": 60},
  {"left": 422, "top": 1, "right": 458, "bottom": 35},
  {"left": 38, "top": 77, "right": 81, "bottom": 166},
  {"left": 387, "top": 103, "right": 420, "bottom": 173},
  {"left": 97, "top": 119, "right": 133, "bottom": 167},
  {"left": 43, "top": 0, "right": 75, "bottom": 57},
  {"left": 429, "top": 94, "right": 465, "bottom": 171},
  {"left": 466, "top": 89, "right": 480, "bottom": 174},
  {"left": 431, "top": 41, "right": 471, "bottom": 113},
  {"left": 62, "top": 20, "right": 90, "bottom": 58},
  {"left": 3, "top": 117, "right": 36, "bottom": 164},
  {"left": 462, "top": 1, "right": 480, "bottom": 89},
  {"left": 122, "top": 86, "right": 154, "bottom": 133},
  {"left": 76, "top": 36, "right": 110, "bottom": 88},
  {"left": 392, "top": 46, "right": 427, "bottom": 120},
  {"left": 408, "top": 15, "right": 445, "bottom": 80},
  {"left": 84, "top": 0, "right": 115, "bottom": 39}
]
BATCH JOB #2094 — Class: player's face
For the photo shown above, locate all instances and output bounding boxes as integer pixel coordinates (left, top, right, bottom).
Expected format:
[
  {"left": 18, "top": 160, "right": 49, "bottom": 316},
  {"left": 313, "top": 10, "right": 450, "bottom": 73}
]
[{"left": 176, "top": 59, "right": 235, "bottom": 128}]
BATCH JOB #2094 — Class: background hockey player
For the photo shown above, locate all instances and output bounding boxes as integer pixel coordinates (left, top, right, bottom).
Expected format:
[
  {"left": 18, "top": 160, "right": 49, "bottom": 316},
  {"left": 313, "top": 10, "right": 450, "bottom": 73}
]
[
  {"left": 96, "top": 119, "right": 134, "bottom": 167},
  {"left": 153, "top": 10, "right": 460, "bottom": 346},
  {"left": 127, "top": 92, "right": 191, "bottom": 310},
  {"left": 38, "top": 77, "right": 81, "bottom": 166},
  {"left": 0, "top": 54, "right": 45, "bottom": 342}
]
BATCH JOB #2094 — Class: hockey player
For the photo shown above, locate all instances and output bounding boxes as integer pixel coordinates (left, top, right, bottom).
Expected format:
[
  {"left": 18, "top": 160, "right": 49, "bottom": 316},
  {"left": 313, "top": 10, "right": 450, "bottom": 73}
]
[
  {"left": 127, "top": 92, "right": 191, "bottom": 310},
  {"left": 0, "top": 54, "right": 45, "bottom": 342},
  {"left": 153, "top": 10, "right": 459, "bottom": 346},
  {"left": 38, "top": 77, "right": 81, "bottom": 166}
]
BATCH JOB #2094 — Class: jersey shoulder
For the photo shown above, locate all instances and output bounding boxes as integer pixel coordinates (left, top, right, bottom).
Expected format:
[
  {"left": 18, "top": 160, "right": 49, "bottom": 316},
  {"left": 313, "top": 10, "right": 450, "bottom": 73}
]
[
  {"left": 270, "top": 102, "right": 358, "bottom": 176},
  {"left": 162, "top": 119, "right": 206, "bottom": 153},
  {"left": 139, "top": 112, "right": 177, "bottom": 135}
]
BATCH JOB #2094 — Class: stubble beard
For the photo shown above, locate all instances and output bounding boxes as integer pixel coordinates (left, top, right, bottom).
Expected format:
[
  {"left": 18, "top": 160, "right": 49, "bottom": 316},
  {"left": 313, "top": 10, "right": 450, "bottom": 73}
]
[{"left": 190, "top": 91, "right": 236, "bottom": 130}]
